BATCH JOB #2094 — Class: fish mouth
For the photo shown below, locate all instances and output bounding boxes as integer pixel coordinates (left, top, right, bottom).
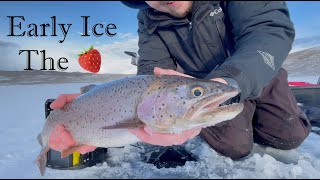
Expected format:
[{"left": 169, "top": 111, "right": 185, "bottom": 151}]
[
  {"left": 183, "top": 89, "right": 241, "bottom": 120},
  {"left": 153, "top": 89, "right": 243, "bottom": 134}
]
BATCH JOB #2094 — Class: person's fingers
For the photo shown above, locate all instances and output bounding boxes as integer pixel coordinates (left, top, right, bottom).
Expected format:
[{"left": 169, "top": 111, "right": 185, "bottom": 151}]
[
  {"left": 144, "top": 126, "right": 154, "bottom": 136},
  {"left": 48, "top": 124, "right": 76, "bottom": 151},
  {"left": 183, "top": 128, "right": 202, "bottom": 140},
  {"left": 154, "top": 67, "right": 182, "bottom": 76},
  {"left": 128, "top": 127, "right": 197, "bottom": 146},
  {"left": 143, "top": 126, "right": 198, "bottom": 145},
  {"left": 143, "top": 126, "right": 183, "bottom": 145},
  {"left": 154, "top": 67, "right": 174, "bottom": 75},
  {"left": 50, "top": 93, "right": 81, "bottom": 109},
  {"left": 78, "top": 145, "right": 97, "bottom": 154},
  {"left": 210, "top": 78, "right": 228, "bottom": 85},
  {"left": 169, "top": 128, "right": 200, "bottom": 145},
  {"left": 128, "top": 128, "right": 171, "bottom": 146},
  {"left": 154, "top": 67, "right": 194, "bottom": 78},
  {"left": 128, "top": 127, "right": 151, "bottom": 142}
]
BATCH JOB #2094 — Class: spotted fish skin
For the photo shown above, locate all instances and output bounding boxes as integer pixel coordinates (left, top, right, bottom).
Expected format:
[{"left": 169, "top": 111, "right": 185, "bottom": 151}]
[
  {"left": 41, "top": 75, "right": 157, "bottom": 149},
  {"left": 36, "top": 75, "right": 244, "bottom": 176}
]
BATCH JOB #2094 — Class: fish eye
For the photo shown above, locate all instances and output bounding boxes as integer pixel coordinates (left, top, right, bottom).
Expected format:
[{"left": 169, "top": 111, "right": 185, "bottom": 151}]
[{"left": 191, "top": 87, "right": 204, "bottom": 97}]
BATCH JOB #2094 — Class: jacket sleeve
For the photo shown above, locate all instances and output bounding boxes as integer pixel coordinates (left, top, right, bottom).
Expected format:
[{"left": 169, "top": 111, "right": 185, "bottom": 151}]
[
  {"left": 136, "top": 10, "right": 177, "bottom": 75},
  {"left": 204, "top": 1, "right": 295, "bottom": 101}
]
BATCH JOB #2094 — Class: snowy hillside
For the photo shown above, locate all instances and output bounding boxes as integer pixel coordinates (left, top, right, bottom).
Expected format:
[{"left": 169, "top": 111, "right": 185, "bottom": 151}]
[{"left": 284, "top": 46, "right": 320, "bottom": 76}]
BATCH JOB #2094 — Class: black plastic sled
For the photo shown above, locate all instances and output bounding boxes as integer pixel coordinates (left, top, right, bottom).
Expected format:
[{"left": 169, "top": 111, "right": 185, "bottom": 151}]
[{"left": 289, "top": 77, "right": 320, "bottom": 132}]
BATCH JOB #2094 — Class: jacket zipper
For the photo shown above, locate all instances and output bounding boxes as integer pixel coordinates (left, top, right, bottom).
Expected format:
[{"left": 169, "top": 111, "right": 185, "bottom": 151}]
[{"left": 215, "top": 20, "right": 230, "bottom": 58}]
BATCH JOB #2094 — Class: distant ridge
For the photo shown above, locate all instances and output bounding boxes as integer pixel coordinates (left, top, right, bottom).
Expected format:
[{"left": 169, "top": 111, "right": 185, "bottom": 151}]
[
  {"left": 1, "top": 46, "right": 319, "bottom": 85},
  {"left": 0, "top": 70, "right": 133, "bottom": 85},
  {"left": 283, "top": 46, "right": 320, "bottom": 76}
]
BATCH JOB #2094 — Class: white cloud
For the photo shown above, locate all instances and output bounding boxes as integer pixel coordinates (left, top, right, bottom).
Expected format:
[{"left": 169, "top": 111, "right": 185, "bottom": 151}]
[
  {"left": 291, "top": 36, "right": 320, "bottom": 53},
  {"left": 117, "top": 32, "right": 137, "bottom": 39},
  {"left": 0, "top": 35, "right": 139, "bottom": 74},
  {"left": 96, "top": 36, "right": 139, "bottom": 74},
  {"left": 0, "top": 40, "right": 29, "bottom": 71}
]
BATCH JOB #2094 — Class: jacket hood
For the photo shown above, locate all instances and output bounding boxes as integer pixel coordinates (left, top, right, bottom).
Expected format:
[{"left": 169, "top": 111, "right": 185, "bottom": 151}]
[{"left": 121, "top": 1, "right": 150, "bottom": 9}]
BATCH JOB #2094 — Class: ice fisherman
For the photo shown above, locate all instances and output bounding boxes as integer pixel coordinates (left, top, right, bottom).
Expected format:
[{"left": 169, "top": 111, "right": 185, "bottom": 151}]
[{"left": 49, "top": 1, "right": 311, "bottom": 159}]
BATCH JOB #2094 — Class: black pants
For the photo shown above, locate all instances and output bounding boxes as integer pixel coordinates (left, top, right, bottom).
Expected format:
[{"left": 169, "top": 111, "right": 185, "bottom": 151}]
[{"left": 200, "top": 68, "right": 312, "bottom": 159}]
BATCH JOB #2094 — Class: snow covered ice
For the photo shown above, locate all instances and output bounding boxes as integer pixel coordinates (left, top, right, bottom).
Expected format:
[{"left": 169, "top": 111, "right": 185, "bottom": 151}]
[{"left": 0, "top": 81, "right": 319, "bottom": 179}]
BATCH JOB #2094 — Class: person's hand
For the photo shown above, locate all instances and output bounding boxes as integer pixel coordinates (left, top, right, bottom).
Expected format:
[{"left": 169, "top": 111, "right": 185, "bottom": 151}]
[
  {"left": 48, "top": 93, "right": 96, "bottom": 155},
  {"left": 49, "top": 124, "right": 96, "bottom": 155},
  {"left": 154, "top": 67, "right": 194, "bottom": 78},
  {"left": 154, "top": 67, "right": 228, "bottom": 85},
  {"left": 128, "top": 126, "right": 201, "bottom": 146},
  {"left": 50, "top": 93, "right": 81, "bottom": 110},
  {"left": 128, "top": 67, "right": 206, "bottom": 146}
]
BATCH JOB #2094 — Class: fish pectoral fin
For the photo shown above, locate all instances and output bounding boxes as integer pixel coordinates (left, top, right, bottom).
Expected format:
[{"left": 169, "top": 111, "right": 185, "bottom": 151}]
[
  {"left": 101, "top": 119, "right": 145, "bottom": 129},
  {"left": 61, "top": 145, "right": 83, "bottom": 158},
  {"left": 61, "top": 144, "right": 97, "bottom": 158},
  {"left": 80, "top": 84, "right": 97, "bottom": 94},
  {"left": 34, "top": 144, "right": 50, "bottom": 176}
]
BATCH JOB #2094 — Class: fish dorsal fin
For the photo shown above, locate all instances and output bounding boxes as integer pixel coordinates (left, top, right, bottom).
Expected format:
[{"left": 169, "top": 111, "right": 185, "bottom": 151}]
[
  {"left": 80, "top": 84, "right": 97, "bottom": 94},
  {"left": 101, "top": 118, "right": 145, "bottom": 129}
]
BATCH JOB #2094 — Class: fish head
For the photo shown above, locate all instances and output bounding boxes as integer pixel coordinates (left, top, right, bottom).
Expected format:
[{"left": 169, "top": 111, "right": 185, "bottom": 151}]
[{"left": 137, "top": 75, "right": 244, "bottom": 133}]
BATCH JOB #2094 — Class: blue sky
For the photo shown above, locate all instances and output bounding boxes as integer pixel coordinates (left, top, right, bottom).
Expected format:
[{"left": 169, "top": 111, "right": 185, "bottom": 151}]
[
  {"left": 0, "top": 1, "right": 140, "bottom": 44},
  {"left": 0, "top": 1, "right": 319, "bottom": 73},
  {"left": 286, "top": 1, "right": 320, "bottom": 38},
  {"left": 1, "top": 1, "right": 319, "bottom": 41}
]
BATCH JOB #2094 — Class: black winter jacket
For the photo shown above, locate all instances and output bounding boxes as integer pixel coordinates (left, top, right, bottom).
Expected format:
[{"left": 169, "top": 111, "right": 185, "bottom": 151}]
[{"left": 134, "top": 1, "right": 295, "bottom": 101}]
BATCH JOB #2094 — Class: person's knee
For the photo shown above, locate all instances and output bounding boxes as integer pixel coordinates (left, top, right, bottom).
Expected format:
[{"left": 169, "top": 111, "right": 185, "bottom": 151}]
[
  {"left": 199, "top": 101, "right": 256, "bottom": 160},
  {"left": 254, "top": 116, "right": 311, "bottom": 150},
  {"left": 216, "top": 143, "right": 253, "bottom": 160},
  {"left": 274, "top": 125, "right": 310, "bottom": 150},
  {"left": 200, "top": 129, "right": 253, "bottom": 160}
]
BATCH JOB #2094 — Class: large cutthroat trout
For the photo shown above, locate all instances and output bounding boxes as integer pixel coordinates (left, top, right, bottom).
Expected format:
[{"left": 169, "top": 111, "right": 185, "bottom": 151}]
[{"left": 35, "top": 75, "right": 244, "bottom": 175}]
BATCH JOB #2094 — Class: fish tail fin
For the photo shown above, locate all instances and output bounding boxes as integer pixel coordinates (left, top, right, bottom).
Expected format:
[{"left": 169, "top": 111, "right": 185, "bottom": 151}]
[{"left": 34, "top": 144, "right": 50, "bottom": 176}]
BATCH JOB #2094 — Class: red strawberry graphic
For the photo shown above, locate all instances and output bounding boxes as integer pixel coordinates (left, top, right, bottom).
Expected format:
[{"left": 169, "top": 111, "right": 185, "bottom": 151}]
[{"left": 78, "top": 45, "right": 101, "bottom": 73}]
